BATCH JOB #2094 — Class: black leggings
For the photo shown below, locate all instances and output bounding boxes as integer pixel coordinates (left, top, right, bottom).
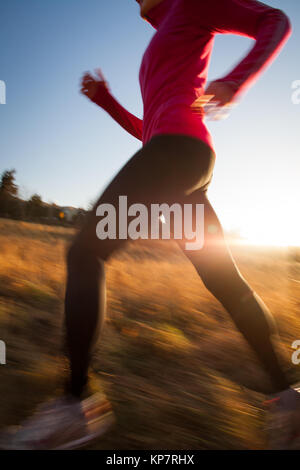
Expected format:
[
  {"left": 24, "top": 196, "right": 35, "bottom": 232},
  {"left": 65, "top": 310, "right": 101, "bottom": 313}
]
[{"left": 65, "top": 134, "right": 290, "bottom": 396}]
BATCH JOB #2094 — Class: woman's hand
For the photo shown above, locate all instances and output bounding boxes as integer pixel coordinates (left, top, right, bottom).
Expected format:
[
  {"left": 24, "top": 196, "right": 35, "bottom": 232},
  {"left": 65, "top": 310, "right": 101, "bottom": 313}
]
[
  {"left": 80, "top": 68, "right": 110, "bottom": 101},
  {"left": 204, "top": 81, "right": 235, "bottom": 106}
]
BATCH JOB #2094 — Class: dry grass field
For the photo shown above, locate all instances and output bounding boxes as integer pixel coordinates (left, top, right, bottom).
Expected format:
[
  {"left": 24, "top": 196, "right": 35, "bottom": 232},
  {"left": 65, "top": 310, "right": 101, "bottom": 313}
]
[{"left": 0, "top": 217, "right": 299, "bottom": 449}]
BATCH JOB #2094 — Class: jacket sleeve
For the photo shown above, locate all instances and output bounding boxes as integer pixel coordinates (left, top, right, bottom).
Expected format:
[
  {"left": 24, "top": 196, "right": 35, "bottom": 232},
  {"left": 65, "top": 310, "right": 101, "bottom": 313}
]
[
  {"left": 200, "top": 0, "right": 292, "bottom": 98},
  {"left": 91, "top": 85, "right": 143, "bottom": 141}
]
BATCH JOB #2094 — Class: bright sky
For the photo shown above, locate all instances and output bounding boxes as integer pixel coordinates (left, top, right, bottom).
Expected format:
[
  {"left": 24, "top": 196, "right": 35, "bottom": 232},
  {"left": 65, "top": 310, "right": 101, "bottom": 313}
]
[{"left": 0, "top": 0, "right": 299, "bottom": 245}]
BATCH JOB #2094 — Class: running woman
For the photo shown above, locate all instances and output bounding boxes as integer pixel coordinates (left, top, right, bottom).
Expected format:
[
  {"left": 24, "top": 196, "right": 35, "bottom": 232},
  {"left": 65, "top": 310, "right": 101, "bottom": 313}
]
[{"left": 1, "top": 0, "right": 297, "bottom": 450}]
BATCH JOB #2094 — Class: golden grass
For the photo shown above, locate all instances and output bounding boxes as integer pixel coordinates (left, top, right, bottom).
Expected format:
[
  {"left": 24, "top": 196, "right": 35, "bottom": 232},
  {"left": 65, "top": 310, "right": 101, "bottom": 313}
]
[{"left": 0, "top": 217, "right": 299, "bottom": 449}]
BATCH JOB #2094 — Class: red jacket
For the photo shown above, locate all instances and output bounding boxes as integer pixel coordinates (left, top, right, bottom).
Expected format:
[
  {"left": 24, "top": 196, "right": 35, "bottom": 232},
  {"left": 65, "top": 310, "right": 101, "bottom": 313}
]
[{"left": 92, "top": 0, "right": 291, "bottom": 151}]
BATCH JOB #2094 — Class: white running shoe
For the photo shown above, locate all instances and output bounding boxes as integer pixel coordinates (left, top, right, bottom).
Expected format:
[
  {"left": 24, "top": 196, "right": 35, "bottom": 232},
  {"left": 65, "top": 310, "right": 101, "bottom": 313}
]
[
  {"left": 265, "top": 386, "right": 300, "bottom": 450},
  {"left": 0, "top": 392, "right": 115, "bottom": 450}
]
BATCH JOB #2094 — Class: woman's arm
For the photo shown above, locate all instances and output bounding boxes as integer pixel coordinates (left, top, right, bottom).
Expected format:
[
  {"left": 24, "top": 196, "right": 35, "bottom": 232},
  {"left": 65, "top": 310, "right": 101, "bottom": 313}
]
[
  {"left": 91, "top": 86, "right": 143, "bottom": 141},
  {"left": 81, "top": 71, "right": 143, "bottom": 141},
  {"left": 201, "top": 0, "right": 292, "bottom": 101}
]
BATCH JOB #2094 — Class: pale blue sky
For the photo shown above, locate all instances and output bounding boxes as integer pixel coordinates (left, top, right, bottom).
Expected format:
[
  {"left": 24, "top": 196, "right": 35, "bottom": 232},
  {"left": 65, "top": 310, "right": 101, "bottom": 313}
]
[{"left": 0, "top": 0, "right": 299, "bottom": 243}]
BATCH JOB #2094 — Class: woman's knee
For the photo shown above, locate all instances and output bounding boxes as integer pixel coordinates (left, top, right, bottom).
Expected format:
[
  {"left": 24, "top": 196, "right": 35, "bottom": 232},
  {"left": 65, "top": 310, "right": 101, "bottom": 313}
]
[
  {"left": 196, "top": 263, "right": 223, "bottom": 296},
  {"left": 66, "top": 236, "right": 102, "bottom": 270},
  {"left": 193, "top": 252, "right": 250, "bottom": 302},
  {"left": 66, "top": 241, "right": 106, "bottom": 284},
  {"left": 66, "top": 241, "right": 86, "bottom": 274}
]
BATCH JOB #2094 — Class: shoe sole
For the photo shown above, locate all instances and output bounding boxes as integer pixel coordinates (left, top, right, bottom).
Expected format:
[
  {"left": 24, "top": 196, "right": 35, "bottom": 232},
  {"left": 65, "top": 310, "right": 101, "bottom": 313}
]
[{"left": 54, "top": 412, "right": 115, "bottom": 450}]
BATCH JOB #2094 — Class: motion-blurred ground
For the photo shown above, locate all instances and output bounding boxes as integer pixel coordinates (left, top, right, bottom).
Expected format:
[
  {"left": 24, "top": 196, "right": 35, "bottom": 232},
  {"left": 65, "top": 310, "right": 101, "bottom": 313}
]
[{"left": 0, "top": 218, "right": 299, "bottom": 449}]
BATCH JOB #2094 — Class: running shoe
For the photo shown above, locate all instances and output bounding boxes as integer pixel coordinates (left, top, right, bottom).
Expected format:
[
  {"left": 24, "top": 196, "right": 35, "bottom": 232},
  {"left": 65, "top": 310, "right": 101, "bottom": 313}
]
[
  {"left": 0, "top": 392, "right": 115, "bottom": 450},
  {"left": 265, "top": 386, "right": 300, "bottom": 450}
]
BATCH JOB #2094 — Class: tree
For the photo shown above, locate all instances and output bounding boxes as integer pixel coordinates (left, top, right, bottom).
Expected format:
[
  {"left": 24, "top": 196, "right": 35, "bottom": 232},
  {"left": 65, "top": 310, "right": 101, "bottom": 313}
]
[
  {"left": 26, "top": 194, "right": 47, "bottom": 219},
  {"left": 0, "top": 169, "right": 21, "bottom": 218},
  {"left": 0, "top": 169, "right": 18, "bottom": 197},
  {"left": 48, "top": 203, "right": 60, "bottom": 220}
]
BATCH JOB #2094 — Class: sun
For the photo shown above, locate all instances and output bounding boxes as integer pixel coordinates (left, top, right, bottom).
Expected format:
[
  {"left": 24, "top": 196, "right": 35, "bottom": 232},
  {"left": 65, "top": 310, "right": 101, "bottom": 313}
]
[{"left": 224, "top": 196, "right": 300, "bottom": 247}]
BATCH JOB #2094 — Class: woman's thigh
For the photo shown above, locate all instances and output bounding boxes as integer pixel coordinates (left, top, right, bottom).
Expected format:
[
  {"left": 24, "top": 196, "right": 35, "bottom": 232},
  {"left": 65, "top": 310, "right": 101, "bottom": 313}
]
[{"left": 72, "top": 135, "right": 215, "bottom": 260}]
